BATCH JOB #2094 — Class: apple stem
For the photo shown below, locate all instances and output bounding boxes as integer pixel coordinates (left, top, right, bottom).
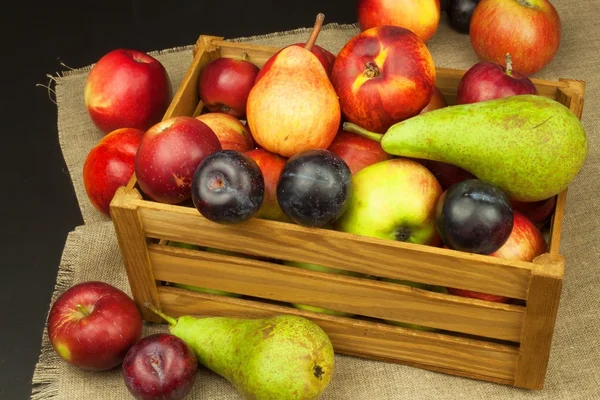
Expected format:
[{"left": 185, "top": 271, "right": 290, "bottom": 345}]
[
  {"left": 505, "top": 53, "right": 513, "bottom": 76},
  {"left": 144, "top": 302, "right": 177, "bottom": 326},
  {"left": 240, "top": 52, "right": 249, "bottom": 61},
  {"left": 76, "top": 304, "right": 90, "bottom": 317},
  {"left": 342, "top": 122, "right": 383, "bottom": 142},
  {"left": 304, "top": 13, "right": 325, "bottom": 52}
]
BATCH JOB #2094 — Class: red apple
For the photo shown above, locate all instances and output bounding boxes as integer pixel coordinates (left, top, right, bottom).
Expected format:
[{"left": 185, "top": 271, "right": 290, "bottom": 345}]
[
  {"left": 447, "top": 211, "right": 547, "bottom": 302},
  {"left": 84, "top": 49, "right": 172, "bottom": 134},
  {"left": 198, "top": 57, "right": 259, "bottom": 118},
  {"left": 135, "top": 116, "right": 222, "bottom": 204},
  {"left": 457, "top": 54, "right": 538, "bottom": 104},
  {"left": 331, "top": 26, "right": 436, "bottom": 134},
  {"left": 469, "top": 0, "right": 561, "bottom": 76},
  {"left": 419, "top": 86, "right": 448, "bottom": 114},
  {"left": 83, "top": 128, "right": 144, "bottom": 216},
  {"left": 511, "top": 196, "right": 556, "bottom": 226},
  {"left": 490, "top": 210, "right": 547, "bottom": 260},
  {"left": 245, "top": 148, "right": 289, "bottom": 222},
  {"left": 416, "top": 159, "right": 476, "bottom": 190},
  {"left": 47, "top": 281, "right": 143, "bottom": 371},
  {"left": 327, "top": 130, "right": 392, "bottom": 175},
  {"left": 195, "top": 112, "right": 254, "bottom": 152},
  {"left": 123, "top": 333, "right": 198, "bottom": 400},
  {"left": 357, "top": 0, "right": 441, "bottom": 42},
  {"left": 256, "top": 43, "right": 336, "bottom": 83}
]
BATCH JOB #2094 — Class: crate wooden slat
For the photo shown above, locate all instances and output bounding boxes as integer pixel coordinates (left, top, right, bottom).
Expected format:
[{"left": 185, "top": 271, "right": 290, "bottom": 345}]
[
  {"left": 110, "top": 34, "right": 586, "bottom": 391},
  {"left": 136, "top": 201, "right": 534, "bottom": 300},
  {"left": 149, "top": 243, "right": 526, "bottom": 341}
]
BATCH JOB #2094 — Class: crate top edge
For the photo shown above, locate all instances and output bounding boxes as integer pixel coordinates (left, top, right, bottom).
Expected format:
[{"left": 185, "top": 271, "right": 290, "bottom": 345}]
[
  {"left": 194, "top": 35, "right": 586, "bottom": 96},
  {"left": 111, "top": 189, "right": 560, "bottom": 272}
]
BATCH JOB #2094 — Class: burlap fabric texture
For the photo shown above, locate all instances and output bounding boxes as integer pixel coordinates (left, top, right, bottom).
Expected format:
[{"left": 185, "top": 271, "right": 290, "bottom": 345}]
[{"left": 33, "top": 2, "right": 600, "bottom": 398}]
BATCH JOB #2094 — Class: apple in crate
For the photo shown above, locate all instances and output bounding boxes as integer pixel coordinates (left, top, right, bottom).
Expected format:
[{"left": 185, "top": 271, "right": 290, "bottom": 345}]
[
  {"left": 447, "top": 211, "right": 547, "bottom": 302},
  {"left": 256, "top": 43, "right": 336, "bottom": 82},
  {"left": 84, "top": 49, "right": 172, "bottom": 134},
  {"left": 419, "top": 86, "right": 447, "bottom": 114},
  {"left": 47, "top": 281, "right": 143, "bottom": 371},
  {"left": 196, "top": 112, "right": 254, "bottom": 152},
  {"left": 327, "top": 130, "right": 392, "bottom": 175},
  {"left": 469, "top": 0, "right": 561, "bottom": 75},
  {"left": 123, "top": 333, "right": 198, "bottom": 400},
  {"left": 457, "top": 54, "right": 538, "bottom": 104},
  {"left": 357, "top": 0, "right": 441, "bottom": 42},
  {"left": 331, "top": 25, "right": 436, "bottom": 134},
  {"left": 135, "top": 116, "right": 221, "bottom": 204},
  {"left": 511, "top": 196, "right": 556, "bottom": 226},
  {"left": 199, "top": 56, "right": 259, "bottom": 118},
  {"left": 83, "top": 127, "right": 144, "bottom": 216},
  {"left": 246, "top": 148, "right": 290, "bottom": 222},
  {"left": 335, "top": 158, "right": 443, "bottom": 247}
]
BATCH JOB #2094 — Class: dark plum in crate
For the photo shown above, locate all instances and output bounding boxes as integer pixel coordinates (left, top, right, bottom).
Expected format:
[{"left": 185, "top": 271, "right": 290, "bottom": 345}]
[
  {"left": 276, "top": 149, "right": 352, "bottom": 228},
  {"left": 192, "top": 150, "right": 264, "bottom": 224},
  {"left": 436, "top": 179, "right": 513, "bottom": 254}
]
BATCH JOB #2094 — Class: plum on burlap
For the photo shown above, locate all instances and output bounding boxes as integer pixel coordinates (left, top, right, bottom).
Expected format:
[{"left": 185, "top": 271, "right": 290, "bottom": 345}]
[{"left": 33, "top": 2, "right": 600, "bottom": 398}]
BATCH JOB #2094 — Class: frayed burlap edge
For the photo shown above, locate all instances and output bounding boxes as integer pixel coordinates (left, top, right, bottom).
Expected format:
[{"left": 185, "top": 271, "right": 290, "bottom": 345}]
[{"left": 30, "top": 228, "right": 81, "bottom": 400}]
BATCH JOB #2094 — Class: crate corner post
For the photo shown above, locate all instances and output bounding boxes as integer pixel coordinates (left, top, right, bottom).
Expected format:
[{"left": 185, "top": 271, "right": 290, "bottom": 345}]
[
  {"left": 514, "top": 253, "right": 565, "bottom": 390},
  {"left": 110, "top": 186, "right": 163, "bottom": 323}
]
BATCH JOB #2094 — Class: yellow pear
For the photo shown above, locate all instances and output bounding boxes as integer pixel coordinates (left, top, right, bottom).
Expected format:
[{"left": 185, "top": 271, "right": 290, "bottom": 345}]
[{"left": 246, "top": 14, "right": 341, "bottom": 158}]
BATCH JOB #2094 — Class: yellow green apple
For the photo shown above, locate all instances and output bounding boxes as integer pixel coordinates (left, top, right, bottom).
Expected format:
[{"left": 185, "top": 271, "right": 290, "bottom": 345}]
[{"left": 334, "top": 158, "right": 443, "bottom": 246}]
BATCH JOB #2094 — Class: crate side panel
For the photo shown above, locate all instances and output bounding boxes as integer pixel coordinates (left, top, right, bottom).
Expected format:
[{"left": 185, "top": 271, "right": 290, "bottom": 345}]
[
  {"left": 149, "top": 244, "right": 525, "bottom": 342},
  {"left": 137, "top": 204, "right": 533, "bottom": 300},
  {"left": 158, "top": 286, "right": 519, "bottom": 383}
]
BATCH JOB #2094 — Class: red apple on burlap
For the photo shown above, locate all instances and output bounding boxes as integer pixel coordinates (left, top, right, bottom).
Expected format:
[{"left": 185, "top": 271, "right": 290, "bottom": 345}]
[
  {"left": 469, "top": 0, "right": 561, "bottom": 76},
  {"left": 47, "top": 281, "right": 143, "bottom": 371},
  {"left": 83, "top": 127, "right": 144, "bottom": 216},
  {"left": 84, "top": 49, "right": 172, "bottom": 134}
]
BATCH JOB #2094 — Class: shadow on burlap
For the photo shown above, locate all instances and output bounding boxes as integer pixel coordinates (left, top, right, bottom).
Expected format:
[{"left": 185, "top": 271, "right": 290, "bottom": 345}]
[{"left": 33, "top": 2, "right": 600, "bottom": 398}]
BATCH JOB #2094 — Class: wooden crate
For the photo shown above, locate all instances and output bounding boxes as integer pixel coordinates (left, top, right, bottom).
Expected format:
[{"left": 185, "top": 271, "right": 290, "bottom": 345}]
[{"left": 110, "top": 34, "right": 586, "bottom": 391}]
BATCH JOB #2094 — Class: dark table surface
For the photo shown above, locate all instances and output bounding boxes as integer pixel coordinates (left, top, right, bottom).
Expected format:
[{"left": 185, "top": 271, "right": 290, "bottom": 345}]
[{"left": 2, "top": 1, "right": 357, "bottom": 398}]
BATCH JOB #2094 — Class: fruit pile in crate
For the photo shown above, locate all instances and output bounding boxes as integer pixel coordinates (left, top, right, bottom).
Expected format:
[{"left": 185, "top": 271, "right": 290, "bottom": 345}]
[{"left": 51, "top": 1, "right": 589, "bottom": 399}]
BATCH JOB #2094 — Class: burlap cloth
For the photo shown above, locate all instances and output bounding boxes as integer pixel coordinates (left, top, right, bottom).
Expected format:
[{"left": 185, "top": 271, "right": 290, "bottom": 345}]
[{"left": 32, "top": 2, "right": 600, "bottom": 399}]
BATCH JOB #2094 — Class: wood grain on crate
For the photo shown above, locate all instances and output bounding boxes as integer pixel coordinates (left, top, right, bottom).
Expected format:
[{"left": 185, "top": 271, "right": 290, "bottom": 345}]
[
  {"left": 149, "top": 243, "right": 526, "bottom": 342},
  {"left": 158, "top": 286, "right": 519, "bottom": 385},
  {"left": 135, "top": 199, "right": 534, "bottom": 301}
]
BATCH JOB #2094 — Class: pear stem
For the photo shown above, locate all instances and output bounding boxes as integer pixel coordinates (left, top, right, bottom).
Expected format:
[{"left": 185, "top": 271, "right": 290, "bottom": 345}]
[
  {"left": 144, "top": 302, "right": 177, "bottom": 326},
  {"left": 342, "top": 122, "right": 383, "bottom": 142},
  {"left": 505, "top": 53, "right": 513, "bottom": 76},
  {"left": 76, "top": 304, "right": 90, "bottom": 317},
  {"left": 304, "top": 13, "right": 325, "bottom": 52}
]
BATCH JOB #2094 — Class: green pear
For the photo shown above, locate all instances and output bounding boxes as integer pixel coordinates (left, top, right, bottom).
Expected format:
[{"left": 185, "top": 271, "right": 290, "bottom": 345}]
[
  {"left": 344, "top": 95, "right": 588, "bottom": 202},
  {"left": 146, "top": 304, "right": 335, "bottom": 400}
]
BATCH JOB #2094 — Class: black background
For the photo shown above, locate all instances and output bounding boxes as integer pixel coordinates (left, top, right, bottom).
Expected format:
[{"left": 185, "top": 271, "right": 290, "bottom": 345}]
[{"left": 1, "top": 1, "right": 358, "bottom": 398}]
